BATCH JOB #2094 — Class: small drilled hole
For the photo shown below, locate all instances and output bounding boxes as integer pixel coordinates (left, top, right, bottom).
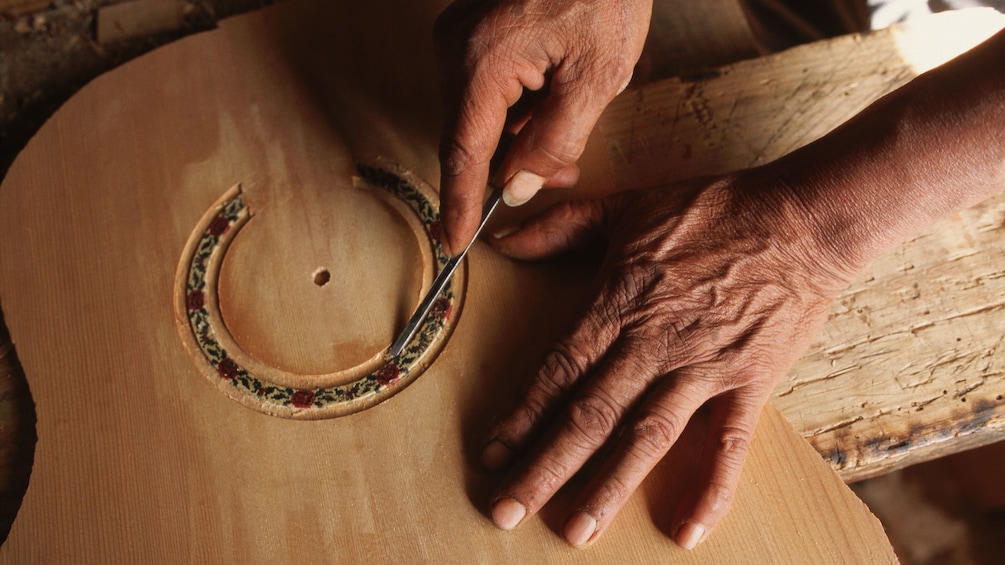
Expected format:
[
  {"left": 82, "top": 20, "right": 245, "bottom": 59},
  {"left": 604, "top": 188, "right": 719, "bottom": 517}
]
[{"left": 313, "top": 269, "right": 331, "bottom": 287}]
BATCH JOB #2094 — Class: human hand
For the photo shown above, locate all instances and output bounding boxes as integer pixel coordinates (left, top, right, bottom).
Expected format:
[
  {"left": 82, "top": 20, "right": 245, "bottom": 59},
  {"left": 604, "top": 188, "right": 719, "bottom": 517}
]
[
  {"left": 433, "top": 0, "right": 652, "bottom": 255},
  {"left": 481, "top": 171, "right": 858, "bottom": 549}
]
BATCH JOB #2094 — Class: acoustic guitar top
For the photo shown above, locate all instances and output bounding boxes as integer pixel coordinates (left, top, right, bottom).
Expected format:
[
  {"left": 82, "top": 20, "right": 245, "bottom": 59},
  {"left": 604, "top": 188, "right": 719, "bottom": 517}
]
[{"left": 0, "top": 1, "right": 895, "bottom": 562}]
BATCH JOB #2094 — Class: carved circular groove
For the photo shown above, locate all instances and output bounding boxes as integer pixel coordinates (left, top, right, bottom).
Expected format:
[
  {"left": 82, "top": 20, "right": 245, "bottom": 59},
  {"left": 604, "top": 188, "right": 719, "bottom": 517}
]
[{"left": 173, "top": 162, "right": 463, "bottom": 419}]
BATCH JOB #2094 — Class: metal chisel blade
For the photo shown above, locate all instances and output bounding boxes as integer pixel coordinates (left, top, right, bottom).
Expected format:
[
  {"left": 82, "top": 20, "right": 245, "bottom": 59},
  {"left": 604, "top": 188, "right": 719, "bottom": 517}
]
[{"left": 388, "top": 189, "right": 503, "bottom": 359}]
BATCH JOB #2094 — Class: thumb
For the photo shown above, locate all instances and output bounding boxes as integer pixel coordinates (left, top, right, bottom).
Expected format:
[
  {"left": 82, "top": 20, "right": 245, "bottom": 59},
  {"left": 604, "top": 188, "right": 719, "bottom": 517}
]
[{"left": 497, "top": 71, "right": 625, "bottom": 207}]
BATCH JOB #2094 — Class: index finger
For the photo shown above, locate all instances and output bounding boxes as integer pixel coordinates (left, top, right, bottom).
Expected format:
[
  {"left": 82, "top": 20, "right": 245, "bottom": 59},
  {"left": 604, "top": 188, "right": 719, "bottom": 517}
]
[{"left": 439, "top": 73, "right": 512, "bottom": 256}]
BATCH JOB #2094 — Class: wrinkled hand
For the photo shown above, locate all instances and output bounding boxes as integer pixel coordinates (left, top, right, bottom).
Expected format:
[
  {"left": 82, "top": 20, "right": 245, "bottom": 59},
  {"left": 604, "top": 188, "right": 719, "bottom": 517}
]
[
  {"left": 482, "top": 172, "right": 855, "bottom": 549},
  {"left": 433, "top": 0, "right": 652, "bottom": 255}
]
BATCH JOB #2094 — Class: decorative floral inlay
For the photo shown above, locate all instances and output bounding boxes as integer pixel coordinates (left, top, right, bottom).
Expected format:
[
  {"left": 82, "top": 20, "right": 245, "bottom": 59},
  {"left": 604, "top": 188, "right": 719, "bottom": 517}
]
[{"left": 180, "top": 164, "right": 458, "bottom": 416}]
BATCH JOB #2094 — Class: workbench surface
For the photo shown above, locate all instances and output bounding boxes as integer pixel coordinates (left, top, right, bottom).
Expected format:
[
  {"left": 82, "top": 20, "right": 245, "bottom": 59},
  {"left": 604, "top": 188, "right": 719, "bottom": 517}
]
[{"left": 0, "top": 0, "right": 1002, "bottom": 542}]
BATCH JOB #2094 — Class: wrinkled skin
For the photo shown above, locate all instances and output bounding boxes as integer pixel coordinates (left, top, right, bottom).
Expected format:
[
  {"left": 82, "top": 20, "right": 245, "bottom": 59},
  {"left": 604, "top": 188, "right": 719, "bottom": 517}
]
[
  {"left": 433, "top": 0, "right": 1005, "bottom": 552},
  {"left": 481, "top": 171, "right": 853, "bottom": 548},
  {"left": 433, "top": 0, "right": 652, "bottom": 255}
]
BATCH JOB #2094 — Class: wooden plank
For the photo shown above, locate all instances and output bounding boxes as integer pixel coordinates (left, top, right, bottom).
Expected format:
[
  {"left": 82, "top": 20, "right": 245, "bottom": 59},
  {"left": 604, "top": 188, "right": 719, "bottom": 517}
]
[
  {"left": 599, "top": 33, "right": 915, "bottom": 190},
  {"left": 0, "top": 1, "right": 894, "bottom": 561},
  {"left": 596, "top": 11, "right": 1005, "bottom": 481},
  {"left": 778, "top": 194, "right": 1005, "bottom": 481}
]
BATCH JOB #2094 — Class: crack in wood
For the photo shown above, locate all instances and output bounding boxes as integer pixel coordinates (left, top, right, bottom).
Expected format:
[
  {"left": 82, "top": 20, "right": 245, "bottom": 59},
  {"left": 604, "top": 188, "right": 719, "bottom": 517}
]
[
  {"left": 810, "top": 415, "right": 864, "bottom": 436},
  {"left": 953, "top": 379, "right": 986, "bottom": 399},
  {"left": 911, "top": 395, "right": 943, "bottom": 410},
  {"left": 776, "top": 363, "right": 861, "bottom": 396}
]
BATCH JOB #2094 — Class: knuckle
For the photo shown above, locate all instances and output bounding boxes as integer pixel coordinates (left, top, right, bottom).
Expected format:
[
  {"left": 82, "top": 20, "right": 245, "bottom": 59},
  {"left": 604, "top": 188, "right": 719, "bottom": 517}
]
[
  {"left": 595, "top": 473, "right": 632, "bottom": 510},
  {"left": 514, "top": 396, "right": 548, "bottom": 432},
  {"left": 462, "top": 19, "right": 527, "bottom": 79},
  {"left": 532, "top": 457, "right": 569, "bottom": 495},
  {"left": 658, "top": 322, "right": 701, "bottom": 365},
  {"left": 533, "top": 131, "right": 586, "bottom": 169},
  {"left": 567, "top": 393, "right": 621, "bottom": 441},
  {"left": 703, "top": 481, "right": 736, "bottom": 514},
  {"left": 438, "top": 135, "right": 477, "bottom": 177},
  {"left": 717, "top": 427, "right": 753, "bottom": 466},
  {"left": 608, "top": 58, "right": 637, "bottom": 92},
  {"left": 609, "top": 263, "right": 649, "bottom": 299},
  {"left": 630, "top": 411, "right": 683, "bottom": 458},
  {"left": 586, "top": 54, "right": 633, "bottom": 96},
  {"left": 595, "top": 274, "right": 636, "bottom": 323},
  {"left": 538, "top": 340, "right": 591, "bottom": 393},
  {"left": 553, "top": 200, "right": 584, "bottom": 224},
  {"left": 562, "top": 44, "right": 634, "bottom": 99},
  {"left": 467, "top": 51, "right": 503, "bottom": 82}
]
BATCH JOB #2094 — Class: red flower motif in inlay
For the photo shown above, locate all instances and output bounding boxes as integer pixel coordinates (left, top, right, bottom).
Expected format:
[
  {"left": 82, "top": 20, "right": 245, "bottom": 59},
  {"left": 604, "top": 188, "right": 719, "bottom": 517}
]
[
  {"left": 186, "top": 289, "right": 205, "bottom": 310},
  {"left": 217, "top": 357, "right": 239, "bottom": 380},
  {"left": 290, "top": 389, "right": 316, "bottom": 408},
  {"left": 430, "top": 297, "right": 452, "bottom": 321},
  {"left": 208, "top": 215, "right": 230, "bottom": 237},
  {"left": 428, "top": 220, "right": 443, "bottom": 243},
  {"left": 375, "top": 364, "right": 400, "bottom": 386}
]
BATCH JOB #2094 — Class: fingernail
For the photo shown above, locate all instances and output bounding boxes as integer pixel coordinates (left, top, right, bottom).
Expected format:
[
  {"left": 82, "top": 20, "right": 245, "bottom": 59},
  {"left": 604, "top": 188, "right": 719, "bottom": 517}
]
[
  {"left": 491, "top": 497, "right": 526, "bottom": 530},
  {"left": 564, "top": 511, "right": 598, "bottom": 547},
  {"left": 676, "top": 522, "right": 705, "bottom": 550},
  {"left": 502, "top": 170, "right": 546, "bottom": 207},
  {"left": 490, "top": 224, "right": 520, "bottom": 240},
  {"left": 617, "top": 71, "right": 634, "bottom": 94}
]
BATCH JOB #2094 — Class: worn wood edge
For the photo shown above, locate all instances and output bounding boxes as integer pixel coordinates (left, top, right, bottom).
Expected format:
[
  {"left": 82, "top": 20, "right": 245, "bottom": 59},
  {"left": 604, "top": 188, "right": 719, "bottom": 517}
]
[{"left": 754, "top": 405, "right": 899, "bottom": 563}]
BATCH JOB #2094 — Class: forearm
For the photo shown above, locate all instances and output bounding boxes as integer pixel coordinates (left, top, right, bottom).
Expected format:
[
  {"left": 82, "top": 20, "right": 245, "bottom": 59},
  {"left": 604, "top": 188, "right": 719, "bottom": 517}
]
[{"left": 769, "top": 29, "right": 1005, "bottom": 276}]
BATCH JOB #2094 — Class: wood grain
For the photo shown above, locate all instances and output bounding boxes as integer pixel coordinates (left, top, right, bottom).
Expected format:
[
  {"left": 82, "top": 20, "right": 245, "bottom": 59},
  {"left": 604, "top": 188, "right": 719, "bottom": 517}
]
[
  {"left": 599, "top": 32, "right": 915, "bottom": 190},
  {"left": 780, "top": 194, "right": 1005, "bottom": 481},
  {"left": 596, "top": 13, "right": 1005, "bottom": 481},
  {"left": 0, "top": 0, "right": 894, "bottom": 561}
]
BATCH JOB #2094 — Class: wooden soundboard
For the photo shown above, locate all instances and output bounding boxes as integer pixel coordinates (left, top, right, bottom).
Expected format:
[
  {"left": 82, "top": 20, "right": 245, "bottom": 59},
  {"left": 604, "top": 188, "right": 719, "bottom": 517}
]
[{"left": 0, "top": 1, "right": 895, "bottom": 562}]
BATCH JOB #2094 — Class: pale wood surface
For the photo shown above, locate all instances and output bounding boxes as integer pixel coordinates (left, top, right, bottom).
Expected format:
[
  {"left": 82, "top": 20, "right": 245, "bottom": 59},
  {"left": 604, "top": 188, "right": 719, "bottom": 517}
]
[
  {"left": 0, "top": 0, "right": 895, "bottom": 562},
  {"left": 596, "top": 12, "right": 1005, "bottom": 481}
]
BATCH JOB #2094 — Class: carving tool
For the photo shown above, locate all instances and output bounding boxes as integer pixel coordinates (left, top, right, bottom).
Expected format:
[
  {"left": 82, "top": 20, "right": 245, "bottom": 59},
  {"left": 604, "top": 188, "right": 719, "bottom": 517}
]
[{"left": 389, "top": 188, "right": 503, "bottom": 358}]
